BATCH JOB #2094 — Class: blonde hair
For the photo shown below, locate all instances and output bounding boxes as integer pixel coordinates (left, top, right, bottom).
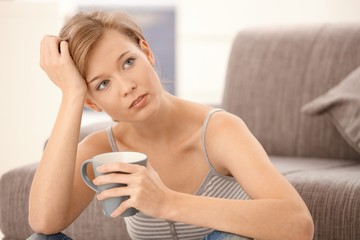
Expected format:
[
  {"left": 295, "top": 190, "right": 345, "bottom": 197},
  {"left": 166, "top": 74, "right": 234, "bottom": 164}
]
[{"left": 59, "top": 10, "right": 145, "bottom": 78}]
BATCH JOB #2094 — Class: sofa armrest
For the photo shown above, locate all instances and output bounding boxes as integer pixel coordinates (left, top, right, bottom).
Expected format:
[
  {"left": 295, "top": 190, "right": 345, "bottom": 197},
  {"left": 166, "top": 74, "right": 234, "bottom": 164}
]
[
  {"left": 1, "top": 121, "right": 131, "bottom": 240},
  {"left": 0, "top": 163, "right": 36, "bottom": 239},
  {"left": 0, "top": 163, "right": 131, "bottom": 240}
]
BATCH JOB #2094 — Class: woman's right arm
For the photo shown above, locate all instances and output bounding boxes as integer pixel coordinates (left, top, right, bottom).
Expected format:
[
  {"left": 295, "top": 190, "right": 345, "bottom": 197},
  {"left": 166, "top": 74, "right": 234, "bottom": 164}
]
[{"left": 28, "top": 36, "right": 95, "bottom": 233}]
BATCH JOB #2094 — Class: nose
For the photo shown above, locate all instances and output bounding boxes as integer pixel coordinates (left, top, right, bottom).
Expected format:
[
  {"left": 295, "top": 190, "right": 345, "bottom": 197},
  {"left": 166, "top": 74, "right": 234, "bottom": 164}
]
[{"left": 120, "top": 79, "right": 137, "bottom": 97}]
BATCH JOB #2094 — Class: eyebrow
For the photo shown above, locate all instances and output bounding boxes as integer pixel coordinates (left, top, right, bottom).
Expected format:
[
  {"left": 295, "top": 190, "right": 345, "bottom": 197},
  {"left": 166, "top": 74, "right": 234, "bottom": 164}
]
[{"left": 86, "top": 50, "right": 131, "bottom": 84}]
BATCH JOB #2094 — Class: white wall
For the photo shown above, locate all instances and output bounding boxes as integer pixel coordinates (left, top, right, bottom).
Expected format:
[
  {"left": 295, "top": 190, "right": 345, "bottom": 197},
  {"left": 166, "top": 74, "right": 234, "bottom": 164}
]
[
  {"left": 176, "top": 0, "right": 360, "bottom": 104},
  {"left": 0, "top": 2, "right": 62, "bottom": 177}
]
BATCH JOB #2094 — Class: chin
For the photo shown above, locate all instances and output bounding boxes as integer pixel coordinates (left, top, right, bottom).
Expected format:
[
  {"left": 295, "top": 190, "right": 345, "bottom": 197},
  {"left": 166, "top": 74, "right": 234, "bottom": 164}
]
[{"left": 115, "top": 105, "right": 159, "bottom": 123}]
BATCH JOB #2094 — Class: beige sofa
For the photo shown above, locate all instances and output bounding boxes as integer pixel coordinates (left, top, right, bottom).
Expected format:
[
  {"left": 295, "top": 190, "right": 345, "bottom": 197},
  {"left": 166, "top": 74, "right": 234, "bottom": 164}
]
[{"left": 1, "top": 24, "right": 360, "bottom": 240}]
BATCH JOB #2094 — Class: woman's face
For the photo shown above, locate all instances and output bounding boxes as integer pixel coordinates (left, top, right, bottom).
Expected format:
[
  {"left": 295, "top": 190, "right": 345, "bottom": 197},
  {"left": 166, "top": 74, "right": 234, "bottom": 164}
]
[{"left": 84, "top": 29, "right": 163, "bottom": 122}]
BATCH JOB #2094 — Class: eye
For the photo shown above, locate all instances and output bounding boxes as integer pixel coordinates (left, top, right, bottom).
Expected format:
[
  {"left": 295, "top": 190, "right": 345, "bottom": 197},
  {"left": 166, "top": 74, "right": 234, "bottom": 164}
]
[
  {"left": 96, "top": 80, "right": 110, "bottom": 91},
  {"left": 123, "top": 57, "right": 135, "bottom": 69}
]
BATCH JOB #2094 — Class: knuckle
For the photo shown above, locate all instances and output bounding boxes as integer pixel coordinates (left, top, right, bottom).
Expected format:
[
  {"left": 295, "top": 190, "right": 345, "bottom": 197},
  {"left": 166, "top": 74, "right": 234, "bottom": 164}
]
[
  {"left": 39, "top": 61, "right": 45, "bottom": 69},
  {"left": 41, "top": 35, "right": 50, "bottom": 42},
  {"left": 136, "top": 165, "right": 148, "bottom": 176},
  {"left": 130, "top": 200, "right": 138, "bottom": 210},
  {"left": 139, "top": 165, "right": 147, "bottom": 172},
  {"left": 40, "top": 62, "right": 51, "bottom": 71},
  {"left": 114, "top": 162, "right": 124, "bottom": 169},
  {"left": 126, "top": 196, "right": 136, "bottom": 208},
  {"left": 132, "top": 186, "right": 144, "bottom": 202},
  {"left": 136, "top": 174, "right": 147, "bottom": 185}
]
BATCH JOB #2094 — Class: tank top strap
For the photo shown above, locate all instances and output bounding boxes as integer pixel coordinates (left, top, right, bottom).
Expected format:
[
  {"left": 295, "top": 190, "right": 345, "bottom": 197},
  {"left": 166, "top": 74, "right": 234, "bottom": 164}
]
[
  {"left": 106, "top": 126, "right": 119, "bottom": 152},
  {"left": 201, "top": 108, "right": 223, "bottom": 170},
  {"left": 107, "top": 109, "right": 223, "bottom": 157}
]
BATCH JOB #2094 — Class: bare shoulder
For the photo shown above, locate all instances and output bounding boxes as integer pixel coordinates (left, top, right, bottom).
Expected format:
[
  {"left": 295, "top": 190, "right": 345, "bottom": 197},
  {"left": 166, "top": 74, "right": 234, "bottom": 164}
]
[
  {"left": 204, "top": 110, "right": 262, "bottom": 175},
  {"left": 205, "top": 110, "right": 249, "bottom": 139},
  {"left": 77, "top": 129, "right": 113, "bottom": 160},
  {"left": 205, "top": 110, "right": 251, "bottom": 150}
]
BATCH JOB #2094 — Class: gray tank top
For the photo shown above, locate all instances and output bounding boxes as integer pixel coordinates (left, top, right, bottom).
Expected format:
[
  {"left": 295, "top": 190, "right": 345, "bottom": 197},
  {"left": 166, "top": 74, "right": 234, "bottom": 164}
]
[{"left": 106, "top": 108, "right": 249, "bottom": 240}]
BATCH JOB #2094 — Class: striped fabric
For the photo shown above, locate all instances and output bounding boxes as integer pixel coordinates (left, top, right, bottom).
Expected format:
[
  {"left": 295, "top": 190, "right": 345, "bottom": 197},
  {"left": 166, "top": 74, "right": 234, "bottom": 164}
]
[{"left": 106, "top": 109, "right": 249, "bottom": 240}]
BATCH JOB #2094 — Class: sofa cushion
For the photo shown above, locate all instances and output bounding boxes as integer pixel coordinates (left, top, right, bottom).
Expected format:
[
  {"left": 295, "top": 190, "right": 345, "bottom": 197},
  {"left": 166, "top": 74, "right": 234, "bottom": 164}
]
[
  {"left": 270, "top": 156, "right": 358, "bottom": 175},
  {"left": 301, "top": 65, "right": 360, "bottom": 154},
  {"left": 271, "top": 156, "right": 360, "bottom": 240},
  {"left": 222, "top": 24, "right": 360, "bottom": 160},
  {"left": 286, "top": 165, "right": 360, "bottom": 240}
]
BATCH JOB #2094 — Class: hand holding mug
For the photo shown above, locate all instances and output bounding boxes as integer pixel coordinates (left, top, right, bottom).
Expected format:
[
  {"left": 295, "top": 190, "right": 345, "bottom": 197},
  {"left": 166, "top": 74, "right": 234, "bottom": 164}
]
[{"left": 81, "top": 151, "right": 147, "bottom": 217}]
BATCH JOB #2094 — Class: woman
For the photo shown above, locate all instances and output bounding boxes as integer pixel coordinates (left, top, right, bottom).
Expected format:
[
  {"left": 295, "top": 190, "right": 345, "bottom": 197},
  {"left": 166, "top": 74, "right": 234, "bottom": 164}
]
[{"left": 28, "top": 10, "right": 314, "bottom": 240}]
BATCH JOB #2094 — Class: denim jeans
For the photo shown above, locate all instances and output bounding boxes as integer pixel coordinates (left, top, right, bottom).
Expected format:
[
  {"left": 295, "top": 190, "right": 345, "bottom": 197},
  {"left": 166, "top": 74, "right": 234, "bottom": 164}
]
[
  {"left": 202, "top": 230, "right": 252, "bottom": 240},
  {"left": 27, "top": 230, "right": 252, "bottom": 240},
  {"left": 27, "top": 233, "right": 72, "bottom": 240}
]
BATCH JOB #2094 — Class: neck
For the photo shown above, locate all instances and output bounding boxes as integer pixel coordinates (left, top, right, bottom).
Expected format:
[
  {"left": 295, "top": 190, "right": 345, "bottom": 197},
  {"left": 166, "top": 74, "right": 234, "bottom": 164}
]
[{"left": 126, "top": 92, "right": 186, "bottom": 143}]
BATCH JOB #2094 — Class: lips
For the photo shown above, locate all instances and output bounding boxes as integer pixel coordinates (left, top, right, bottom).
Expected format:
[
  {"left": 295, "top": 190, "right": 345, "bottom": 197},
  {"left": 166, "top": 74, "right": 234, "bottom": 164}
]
[{"left": 129, "top": 94, "right": 147, "bottom": 109}]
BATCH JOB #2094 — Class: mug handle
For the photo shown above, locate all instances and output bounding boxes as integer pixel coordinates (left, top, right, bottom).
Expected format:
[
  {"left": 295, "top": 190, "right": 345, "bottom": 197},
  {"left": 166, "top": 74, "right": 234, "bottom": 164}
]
[{"left": 81, "top": 159, "right": 99, "bottom": 192}]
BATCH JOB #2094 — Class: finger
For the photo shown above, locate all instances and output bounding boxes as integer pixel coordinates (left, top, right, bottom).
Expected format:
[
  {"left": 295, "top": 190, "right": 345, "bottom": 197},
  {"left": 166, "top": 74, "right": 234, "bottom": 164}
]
[
  {"left": 97, "top": 162, "right": 145, "bottom": 174},
  {"left": 46, "top": 35, "right": 61, "bottom": 55},
  {"left": 93, "top": 172, "right": 132, "bottom": 186},
  {"left": 40, "top": 35, "right": 48, "bottom": 59},
  {"left": 40, "top": 35, "right": 56, "bottom": 66},
  {"left": 59, "top": 40, "right": 70, "bottom": 57},
  {"left": 111, "top": 198, "right": 135, "bottom": 218},
  {"left": 96, "top": 185, "right": 132, "bottom": 201},
  {"left": 40, "top": 35, "right": 61, "bottom": 63}
]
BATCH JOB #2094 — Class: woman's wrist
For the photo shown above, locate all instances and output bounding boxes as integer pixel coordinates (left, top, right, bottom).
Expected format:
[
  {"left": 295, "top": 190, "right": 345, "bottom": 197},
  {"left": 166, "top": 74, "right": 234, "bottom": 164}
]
[
  {"left": 160, "top": 189, "right": 183, "bottom": 221},
  {"left": 61, "top": 89, "right": 87, "bottom": 103}
]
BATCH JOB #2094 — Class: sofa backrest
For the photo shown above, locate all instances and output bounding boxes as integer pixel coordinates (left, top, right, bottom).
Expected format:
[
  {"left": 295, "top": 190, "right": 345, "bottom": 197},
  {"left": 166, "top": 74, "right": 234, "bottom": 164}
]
[{"left": 222, "top": 24, "right": 360, "bottom": 160}]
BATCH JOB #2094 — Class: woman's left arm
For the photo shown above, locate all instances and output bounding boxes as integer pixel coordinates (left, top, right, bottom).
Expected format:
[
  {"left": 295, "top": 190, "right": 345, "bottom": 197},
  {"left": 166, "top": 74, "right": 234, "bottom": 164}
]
[{"left": 162, "top": 112, "right": 314, "bottom": 240}]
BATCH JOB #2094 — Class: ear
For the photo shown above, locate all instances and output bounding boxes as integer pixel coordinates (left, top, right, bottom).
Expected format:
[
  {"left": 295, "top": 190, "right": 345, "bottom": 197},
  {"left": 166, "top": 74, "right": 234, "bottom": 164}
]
[
  {"left": 85, "top": 98, "right": 102, "bottom": 112},
  {"left": 139, "top": 39, "right": 155, "bottom": 66}
]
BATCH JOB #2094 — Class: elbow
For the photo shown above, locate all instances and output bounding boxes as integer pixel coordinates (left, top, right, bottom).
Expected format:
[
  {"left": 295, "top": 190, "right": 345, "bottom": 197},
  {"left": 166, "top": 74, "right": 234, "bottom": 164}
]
[
  {"left": 291, "top": 208, "right": 314, "bottom": 240},
  {"left": 278, "top": 199, "right": 314, "bottom": 240},
  {"left": 28, "top": 211, "right": 66, "bottom": 235},
  {"left": 298, "top": 213, "right": 314, "bottom": 240}
]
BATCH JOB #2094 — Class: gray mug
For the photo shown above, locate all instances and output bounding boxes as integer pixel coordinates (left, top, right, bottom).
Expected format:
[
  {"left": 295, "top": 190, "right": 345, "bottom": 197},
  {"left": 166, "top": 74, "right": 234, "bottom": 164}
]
[{"left": 81, "top": 151, "right": 147, "bottom": 217}]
